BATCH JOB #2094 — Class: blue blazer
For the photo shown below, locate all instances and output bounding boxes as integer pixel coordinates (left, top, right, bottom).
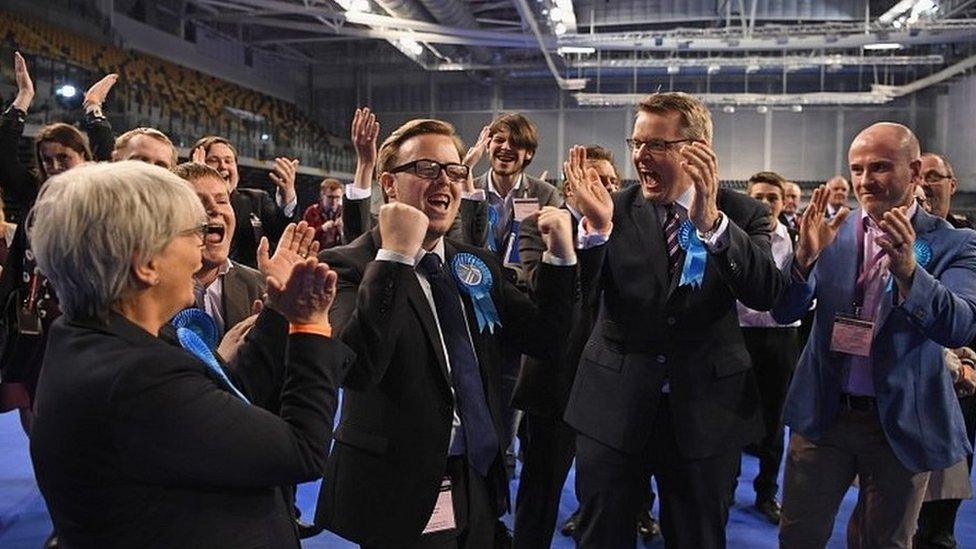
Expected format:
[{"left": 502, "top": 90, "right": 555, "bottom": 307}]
[{"left": 772, "top": 207, "right": 976, "bottom": 472}]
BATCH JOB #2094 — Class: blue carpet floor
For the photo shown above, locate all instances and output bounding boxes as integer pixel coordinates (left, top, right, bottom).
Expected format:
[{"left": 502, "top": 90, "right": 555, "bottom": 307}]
[{"left": 2, "top": 409, "right": 975, "bottom": 548}]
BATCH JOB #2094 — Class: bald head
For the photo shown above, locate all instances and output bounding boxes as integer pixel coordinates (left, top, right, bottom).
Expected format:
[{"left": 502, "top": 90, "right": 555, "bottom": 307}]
[
  {"left": 783, "top": 181, "right": 802, "bottom": 215},
  {"left": 848, "top": 122, "right": 921, "bottom": 220},
  {"left": 825, "top": 175, "right": 850, "bottom": 210}
]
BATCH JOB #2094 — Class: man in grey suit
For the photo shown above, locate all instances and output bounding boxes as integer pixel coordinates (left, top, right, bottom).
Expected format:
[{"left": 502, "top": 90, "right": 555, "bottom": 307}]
[{"left": 172, "top": 163, "right": 266, "bottom": 337}]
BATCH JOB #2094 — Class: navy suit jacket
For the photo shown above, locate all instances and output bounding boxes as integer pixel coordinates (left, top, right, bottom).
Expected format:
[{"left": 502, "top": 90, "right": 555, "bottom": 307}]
[{"left": 772, "top": 207, "right": 976, "bottom": 472}]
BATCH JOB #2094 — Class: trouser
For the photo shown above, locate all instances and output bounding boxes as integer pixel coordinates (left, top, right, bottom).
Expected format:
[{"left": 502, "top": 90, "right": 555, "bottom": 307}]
[
  {"left": 779, "top": 408, "right": 929, "bottom": 549},
  {"left": 574, "top": 397, "right": 738, "bottom": 549}
]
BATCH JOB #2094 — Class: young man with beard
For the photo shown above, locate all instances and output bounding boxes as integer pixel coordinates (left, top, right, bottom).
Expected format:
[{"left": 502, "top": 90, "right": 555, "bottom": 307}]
[
  {"left": 192, "top": 136, "right": 300, "bottom": 268},
  {"left": 565, "top": 92, "right": 784, "bottom": 548},
  {"left": 773, "top": 124, "right": 976, "bottom": 548},
  {"left": 171, "top": 162, "right": 266, "bottom": 339},
  {"left": 313, "top": 118, "right": 578, "bottom": 548}
]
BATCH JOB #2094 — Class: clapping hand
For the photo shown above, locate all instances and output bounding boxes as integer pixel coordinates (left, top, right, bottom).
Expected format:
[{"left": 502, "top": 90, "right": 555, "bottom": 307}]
[
  {"left": 83, "top": 73, "right": 119, "bottom": 110},
  {"left": 266, "top": 258, "right": 338, "bottom": 327},
  {"left": 681, "top": 142, "right": 721, "bottom": 233},
  {"left": 269, "top": 157, "right": 299, "bottom": 204},
  {"left": 876, "top": 206, "right": 917, "bottom": 296},
  {"left": 565, "top": 145, "right": 612, "bottom": 233},
  {"left": 795, "top": 185, "right": 850, "bottom": 273},
  {"left": 258, "top": 221, "right": 319, "bottom": 290},
  {"left": 191, "top": 146, "right": 207, "bottom": 164},
  {"left": 216, "top": 300, "right": 263, "bottom": 363}
]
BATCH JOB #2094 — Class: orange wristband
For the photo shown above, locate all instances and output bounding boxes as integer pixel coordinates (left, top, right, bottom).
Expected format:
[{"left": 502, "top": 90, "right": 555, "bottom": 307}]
[{"left": 288, "top": 322, "right": 332, "bottom": 338}]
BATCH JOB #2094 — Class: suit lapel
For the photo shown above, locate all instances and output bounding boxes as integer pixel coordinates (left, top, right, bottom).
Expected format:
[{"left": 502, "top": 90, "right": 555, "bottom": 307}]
[
  {"left": 627, "top": 189, "right": 669, "bottom": 295},
  {"left": 368, "top": 230, "right": 452, "bottom": 390},
  {"left": 221, "top": 267, "right": 248, "bottom": 330}
]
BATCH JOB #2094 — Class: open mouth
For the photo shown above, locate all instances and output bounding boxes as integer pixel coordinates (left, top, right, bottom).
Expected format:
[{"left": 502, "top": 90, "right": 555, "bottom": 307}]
[
  {"left": 494, "top": 151, "right": 518, "bottom": 162},
  {"left": 204, "top": 224, "right": 226, "bottom": 244},
  {"left": 638, "top": 169, "right": 662, "bottom": 190},
  {"left": 218, "top": 170, "right": 231, "bottom": 182},
  {"left": 426, "top": 194, "right": 451, "bottom": 213}
]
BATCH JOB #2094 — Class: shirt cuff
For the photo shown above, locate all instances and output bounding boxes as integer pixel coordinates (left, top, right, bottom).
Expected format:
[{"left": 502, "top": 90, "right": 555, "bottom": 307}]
[
  {"left": 277, "top": 192, "right": 298, "bottom": 217},
  {"left": 345, "top": 184, "right": 372, "bottom": 200},
  {"left": 376, "top": 248, "right": 416, "bottom": 267},
  {"left": 288, "top": 322, "right": 332, "bottom": 338},
  {"left": 699, "top": 213, "right": 730, "bottom": 251},
  {"left": 577, "top": 217, "right": 612, "bottom": 249},
  {"left": 542, "top": 251, "right": 577, "bottom": 266},
  {"left": 462, "top": 189, "right": 486, "bottom": 201}
]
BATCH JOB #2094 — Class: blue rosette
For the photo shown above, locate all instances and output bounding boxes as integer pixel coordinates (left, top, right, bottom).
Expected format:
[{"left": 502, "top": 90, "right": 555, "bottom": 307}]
[
  {"left": 914, "top": 239, "right": 932, "bottom": 270},
  {"left": 171, "top": 308, "right": 249, "bottom": 403},
  {"left": 486, "top": 206, "right": 499, "bottom": 252},
  {"left": 450, "top": 252, "right": 502, "bottom": 334},
  {"left": 171, "top": 307, "right": 218, "bottom": 350},
  {"left": 677, "top": 219, "right": 707, "bottom": 288}
]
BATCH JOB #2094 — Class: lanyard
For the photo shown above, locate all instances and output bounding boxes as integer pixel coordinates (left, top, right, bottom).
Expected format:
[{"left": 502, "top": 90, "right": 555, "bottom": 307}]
[{"left": 853, "top": 218, "right": 887, "bottom": 314}]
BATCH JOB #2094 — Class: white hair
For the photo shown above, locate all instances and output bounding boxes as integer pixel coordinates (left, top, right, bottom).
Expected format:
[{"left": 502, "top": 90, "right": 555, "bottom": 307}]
[{"left": 28, "top": 161, "right": 205, "bottom": 319}]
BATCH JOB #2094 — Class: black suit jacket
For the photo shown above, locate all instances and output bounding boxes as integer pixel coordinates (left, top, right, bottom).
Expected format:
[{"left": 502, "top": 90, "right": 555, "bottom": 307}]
[
  {"left": 314, "top": 229, "right": 576, "bottom": 546},
  {"left": 221, "top": 260, "right": 267, "bottom": 331},
  {"left": 230, "top": 188, "right": 297, "bottom": 268},
  {"left": 564, "top": 185, "right": 783, "bottom": 459},
  {"left": 29, "top": 309, "right": 354, "bottom": 548}
]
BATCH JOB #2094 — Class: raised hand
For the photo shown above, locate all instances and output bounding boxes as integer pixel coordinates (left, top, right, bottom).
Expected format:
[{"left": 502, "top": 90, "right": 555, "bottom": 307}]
[
  {"left": 795, "top": 185, "right": 850, "bottom": 272},
  {"left": 463, "top": 125, "right": 491, "bottom": 169},
  {"left": 269, "top": 157, "right": 299, "bottom": 203},
  {"left": 217, "top": 311, "right": 258, "bottom": 363},
  {"left": 266, "top": 258, "right": 338, "bottom": 326},
  {"left": 378, "top": 202, "right": 429, "bottom": 258},
  {"left": 191, "top": 146, "right": 206, "bottom": 164},
  {"left": 565, "top": 145, "right": 612, "bottom": 233},
  {"left": 681, "top": 141, "right": 721, "bottom": 233},
  {"left": 257, "top": 221, "right": 320, "bottom": 289},
  {"left": 876, "top": 206, "right": 917, "bottom": 294},
  {"left": 536, "top": 206, "right": 575, "bottom": 260},
  {"left": 351, "top": 107, "right": 380, "bottom": 166},
  {"left": 12, "top": 52, "right": 34, "bottom": 112},
  {"left": 83, "top": 73, "right": 119, "bottom": 109}
]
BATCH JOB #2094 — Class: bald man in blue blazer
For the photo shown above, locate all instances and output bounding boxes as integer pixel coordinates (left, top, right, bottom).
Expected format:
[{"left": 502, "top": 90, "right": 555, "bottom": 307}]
[{"left": 773, "top": 122, "right": 976, "bottom": 549}]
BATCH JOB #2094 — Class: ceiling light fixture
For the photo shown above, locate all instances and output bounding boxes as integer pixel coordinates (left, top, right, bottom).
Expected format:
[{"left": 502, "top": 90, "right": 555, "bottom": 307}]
[{"left": 864, "top": 42, "right": 904, "bottom": 50}]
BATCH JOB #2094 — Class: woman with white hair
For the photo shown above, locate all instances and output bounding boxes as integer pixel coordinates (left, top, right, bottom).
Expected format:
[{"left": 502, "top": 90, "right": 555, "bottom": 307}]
[{"left": 27, "top": 161, "right": 354, "bottom": 548}]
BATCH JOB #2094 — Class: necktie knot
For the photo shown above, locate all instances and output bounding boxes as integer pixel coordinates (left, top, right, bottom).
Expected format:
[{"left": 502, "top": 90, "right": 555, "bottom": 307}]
[{"left": 417, "top": 252, "right": 443, "bottom": 277}]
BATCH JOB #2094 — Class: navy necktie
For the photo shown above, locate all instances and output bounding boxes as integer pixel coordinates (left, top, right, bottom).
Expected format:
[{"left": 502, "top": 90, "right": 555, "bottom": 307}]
[{"left": 418, "top": 252, "right": 499, "bottom": 476}]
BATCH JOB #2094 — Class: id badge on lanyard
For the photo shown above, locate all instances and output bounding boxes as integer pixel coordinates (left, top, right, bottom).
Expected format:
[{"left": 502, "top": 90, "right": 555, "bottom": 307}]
[
  {"left": 422, "top": 477, "right": 456, "bottom": 534},
  {"left": 830, "top": 220, "right": 880, "bottom": 358}
]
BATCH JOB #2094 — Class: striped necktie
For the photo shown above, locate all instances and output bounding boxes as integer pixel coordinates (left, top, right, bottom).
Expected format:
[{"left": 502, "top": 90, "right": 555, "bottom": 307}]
[{"left": 663, "top": 204, "right": 682, "bottom": 277}]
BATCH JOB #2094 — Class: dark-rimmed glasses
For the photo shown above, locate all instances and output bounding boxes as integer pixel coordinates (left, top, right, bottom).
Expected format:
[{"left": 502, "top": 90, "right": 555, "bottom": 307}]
[
  {"left": 390, "top": 159, "right": 470, "bottom": 182},
  {"left": 626, "top": 138, "right": 697, "bottom": 153},
  {"left": 923, "top": 171, "right": 953, "bottom": 184}
]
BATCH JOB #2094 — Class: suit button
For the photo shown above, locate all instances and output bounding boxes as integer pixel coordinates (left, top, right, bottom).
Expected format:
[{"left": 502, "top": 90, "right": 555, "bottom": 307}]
[
  {"left": 656, "top": 354, "right": 667, "bottom": 364},
  {"left": 666, "top": 316, "right": 676, "bottom": 326}
]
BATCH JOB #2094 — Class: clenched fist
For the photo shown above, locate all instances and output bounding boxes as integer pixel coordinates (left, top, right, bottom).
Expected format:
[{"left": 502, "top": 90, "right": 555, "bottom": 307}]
[
  {"left": 379, "top": 202, "right": 429, "bottom": 258},
  {"left": 537, "top": 206, "right": 575, "bottom": 261}
]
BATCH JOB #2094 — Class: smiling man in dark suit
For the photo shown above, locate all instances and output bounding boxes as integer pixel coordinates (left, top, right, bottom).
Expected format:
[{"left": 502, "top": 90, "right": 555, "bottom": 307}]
[
  {"left": 314, "top": 118, "right": 578, "bottom": 548},
  {"left": 564, "top": 92, "right": 784, "bottom": 548}
]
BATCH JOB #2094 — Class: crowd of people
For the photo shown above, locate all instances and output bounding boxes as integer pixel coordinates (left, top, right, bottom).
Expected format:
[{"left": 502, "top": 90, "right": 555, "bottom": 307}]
[{"left": 1, "top": 48, "right": 975, "bottom": 549}]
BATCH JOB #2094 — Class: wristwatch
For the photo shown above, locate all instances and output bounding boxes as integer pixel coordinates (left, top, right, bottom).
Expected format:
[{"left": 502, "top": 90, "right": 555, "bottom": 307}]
[{"left": 697, "top": 213, "right": 724, "bottom": 241}]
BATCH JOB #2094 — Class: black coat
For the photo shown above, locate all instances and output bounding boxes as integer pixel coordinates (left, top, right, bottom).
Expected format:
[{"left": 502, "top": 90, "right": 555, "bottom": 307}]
[
  {"left": 29, "top": 309, "right": 354, "bottom": 548},
  {"left": 314, "top": 229, "right": 576, "bottom": 545},
  {"left": 229, "top": 187, "right": 298, "bottom": 268},
  {"left": 564, "top": 185, "right": 784, "bottom": 459}
]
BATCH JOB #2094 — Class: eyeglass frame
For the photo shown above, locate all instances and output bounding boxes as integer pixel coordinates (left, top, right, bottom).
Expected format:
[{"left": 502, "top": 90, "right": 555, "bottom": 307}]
[
  {"left": 922, "top": 171, "right": 954, "bottom": 184},
  {"left": 625, "top": 138, "right": 699, "bottom": 153},
  {"left": 178, "top": 223, "right": 224, "bottom": 244},
  {"left": 389, "top": 158, "right": 470, "bottom": 182}
]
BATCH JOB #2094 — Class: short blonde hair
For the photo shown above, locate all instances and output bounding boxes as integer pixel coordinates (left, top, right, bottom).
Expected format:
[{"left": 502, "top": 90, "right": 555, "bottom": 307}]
[
  {"left": 376, "top": 119, "right": 465, "bottom": 180},
  {"left": 636, "top": 92, "right": 713, "bottom": 145},
  {"left": 28, "top": 161, "right": 205, "bottom": 320},
  {"left": 114, "top": 127, "right": 178, "bottom": 167}
]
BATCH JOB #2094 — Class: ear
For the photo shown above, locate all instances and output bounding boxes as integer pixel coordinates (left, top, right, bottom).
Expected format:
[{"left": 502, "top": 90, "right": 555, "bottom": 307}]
[
  {"left": 950, "top": 178, "right": 958, "bottom": 196},
  {"left": 111, "top": 149, "right": 120, "bottom": 162},
  {"left": 379, "top": 172, "right": 397, "bottom": 202},
  {"left": 526, "top": 151, "right": 533, "bottom": 161},
  {"left": 130, "top": 252, "right": 159, "bottom": 289},
  {"left": 908, "top": 158, "right": 922, "bottom": 184}
]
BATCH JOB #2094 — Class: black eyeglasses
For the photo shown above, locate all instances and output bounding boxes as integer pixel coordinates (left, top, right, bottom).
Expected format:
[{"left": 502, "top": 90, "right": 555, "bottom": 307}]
[
  {"left": 625, "top": 138, "right": 697, "bottom": 153},
  {"left": 390, "top": 159, "right": 470, "bottom": 182}
]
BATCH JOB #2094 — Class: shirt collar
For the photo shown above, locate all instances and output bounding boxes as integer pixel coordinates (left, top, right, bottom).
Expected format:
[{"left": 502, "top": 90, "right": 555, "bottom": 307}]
[
  {"left": 772, "top": 220, "right": 789, "bottom": 241},
  {"left": 415, "top": 238, "right": 447, "bottom": 265},
  {"left": 488, "top": 171, "right": 524, "bottom": 199},
  {"left": 565, "top": 202, "right": 582, "bottom": 221},
  {"left": 673, "top": 183, "right": 694, "bottom": 212},
  {"left": 218, "top": 258, "right": 233, "bottom": 276},
  {"left": 860, "top": 199, "right": 918, "bottom": 230}
]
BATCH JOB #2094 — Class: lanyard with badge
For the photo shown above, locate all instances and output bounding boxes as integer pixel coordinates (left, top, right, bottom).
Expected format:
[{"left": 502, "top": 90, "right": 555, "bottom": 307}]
[{"left": 830, "top": 220, "right": 884, "bottom": 357}]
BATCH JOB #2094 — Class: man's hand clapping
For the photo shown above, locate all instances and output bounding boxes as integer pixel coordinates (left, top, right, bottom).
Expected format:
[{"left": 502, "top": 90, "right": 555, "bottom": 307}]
[
  {"left": 11, "top": 52, "right": 34, "bottom": 112},
  {"left": 565, "top": 145, "right": 613, "bottom": 234}
]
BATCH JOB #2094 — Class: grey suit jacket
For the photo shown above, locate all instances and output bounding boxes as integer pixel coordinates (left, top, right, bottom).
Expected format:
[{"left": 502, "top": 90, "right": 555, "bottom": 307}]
[{"left": 221, "top": 261, "right": 267, "bottom": 331}]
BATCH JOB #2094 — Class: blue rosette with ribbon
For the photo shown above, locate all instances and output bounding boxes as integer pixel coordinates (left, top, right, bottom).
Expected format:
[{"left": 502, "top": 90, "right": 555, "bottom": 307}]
[
  {"left": 677, "top": 219, "right": 708, "bottom": 288},
  {"left": 171, "top": 308, "right": 250, "bottom": 403},
  {"left": 450, "top": 253, "right": 502, "bottom": 334}
]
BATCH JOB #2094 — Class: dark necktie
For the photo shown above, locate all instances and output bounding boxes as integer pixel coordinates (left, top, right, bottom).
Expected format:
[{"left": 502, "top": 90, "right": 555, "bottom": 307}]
[
  {"left": 417, "top": 253, "right": 499, "bottom": 476},
  {"left": 663, "top": 204, "right": 682, "bottom": 276}
]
